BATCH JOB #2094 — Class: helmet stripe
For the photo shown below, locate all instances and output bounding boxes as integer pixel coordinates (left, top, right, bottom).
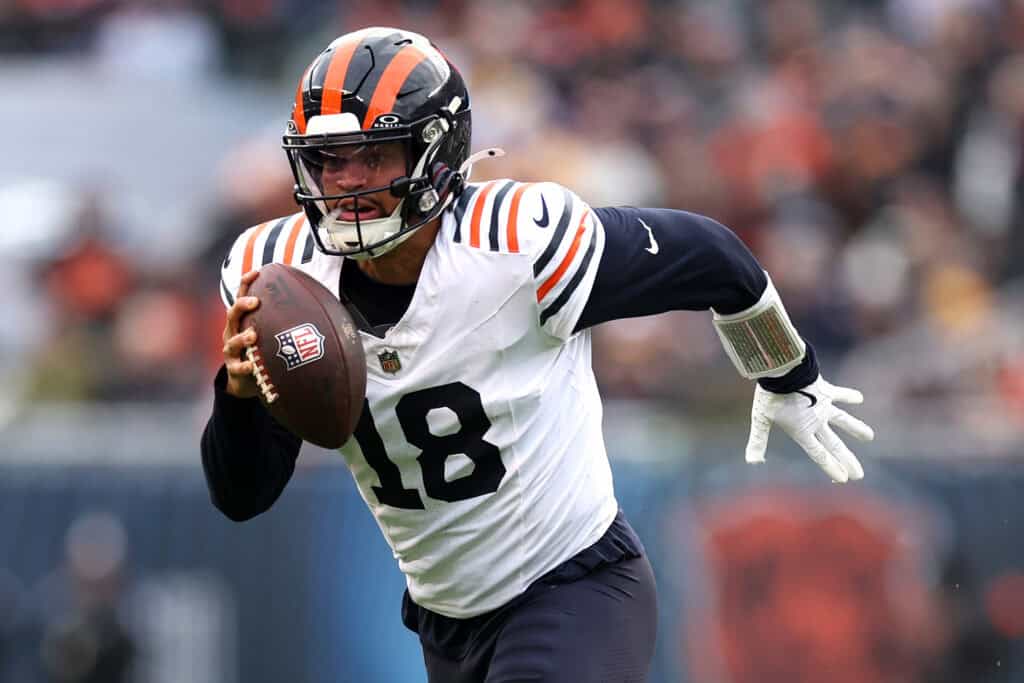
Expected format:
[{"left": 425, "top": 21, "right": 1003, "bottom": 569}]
[
  {"left": 292, "top": 65, "right": 312, "bottom": 134},
  {"left": 321, "top": 39, "right": 360, "bottom": 116},
  {"left": 362, "top": 45, "right": 428, "bottom": 129}
]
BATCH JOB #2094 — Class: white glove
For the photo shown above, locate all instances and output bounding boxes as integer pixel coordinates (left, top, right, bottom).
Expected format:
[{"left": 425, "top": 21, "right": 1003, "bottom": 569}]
[{"left": 746, "top": 375, "right": 875, "bottom": 483}]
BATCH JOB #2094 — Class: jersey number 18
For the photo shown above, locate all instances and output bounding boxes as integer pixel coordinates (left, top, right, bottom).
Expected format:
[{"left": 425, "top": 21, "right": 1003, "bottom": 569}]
[{"left": 353, "top": 382, "right": 506, "bottom": 509}]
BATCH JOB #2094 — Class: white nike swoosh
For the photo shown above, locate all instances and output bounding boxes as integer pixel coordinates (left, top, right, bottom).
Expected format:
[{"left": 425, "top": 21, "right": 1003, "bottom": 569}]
[{"left": 638, "top": 218, "right": 659, "bottom": 255}]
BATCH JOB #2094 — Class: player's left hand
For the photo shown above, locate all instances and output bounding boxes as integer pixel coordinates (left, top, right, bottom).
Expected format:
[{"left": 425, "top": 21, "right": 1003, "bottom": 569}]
[{"left": 745, "top": 375, "right": 875, "bottom": 483}]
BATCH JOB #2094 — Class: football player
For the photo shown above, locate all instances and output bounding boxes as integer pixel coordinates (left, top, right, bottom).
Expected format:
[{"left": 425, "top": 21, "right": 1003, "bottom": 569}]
[{"left": 202, "top": 27, "right": 875, "bottom": 682}]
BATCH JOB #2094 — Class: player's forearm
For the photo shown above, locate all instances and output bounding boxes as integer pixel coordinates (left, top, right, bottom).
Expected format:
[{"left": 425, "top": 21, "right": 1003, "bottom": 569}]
[
  {"left": 201, "top": 366, "right": 302, "bottom": 521},
  {"left": 581, "top": 207, "right": 818, "bottom": 390}
]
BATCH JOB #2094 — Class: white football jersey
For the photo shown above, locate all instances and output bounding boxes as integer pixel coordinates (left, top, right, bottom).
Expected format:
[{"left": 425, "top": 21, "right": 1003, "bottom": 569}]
[{"left": 220, "top": 180, "right": 616, "bottom": 618}]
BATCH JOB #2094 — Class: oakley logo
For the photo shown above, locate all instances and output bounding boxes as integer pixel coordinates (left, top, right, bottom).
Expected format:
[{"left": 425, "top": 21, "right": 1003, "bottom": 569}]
[
  {"left": 534, "top": 196, "right": 549, "bottom": 227},
  {"left": 796, "top": 390, "right": 818, "bottom": 407},
  {"left": 638, "top": 218, "right": 659, "bottom": 255},
  {"left": 372, "top": 114, "right": 403, "bottom": 128}
]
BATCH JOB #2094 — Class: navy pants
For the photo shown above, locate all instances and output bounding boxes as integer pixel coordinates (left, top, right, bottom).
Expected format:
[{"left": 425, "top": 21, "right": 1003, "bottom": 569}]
[{"left": 403, "top": 513, "right": 658, "bottom": 682}]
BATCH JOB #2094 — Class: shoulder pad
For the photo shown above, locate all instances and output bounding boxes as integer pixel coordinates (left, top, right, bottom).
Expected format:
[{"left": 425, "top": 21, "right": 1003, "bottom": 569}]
[{"left": 219, "top": 213, "right": 310, "bottom": 308}]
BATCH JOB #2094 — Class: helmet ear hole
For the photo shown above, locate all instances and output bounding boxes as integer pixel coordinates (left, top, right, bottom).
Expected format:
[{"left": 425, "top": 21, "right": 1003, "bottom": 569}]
[
  {"left": 421, "top": 118, "right": 448, "bottom": 144},
  {"left": 417, "top": 189, "right": 439, "bottom": 213}
]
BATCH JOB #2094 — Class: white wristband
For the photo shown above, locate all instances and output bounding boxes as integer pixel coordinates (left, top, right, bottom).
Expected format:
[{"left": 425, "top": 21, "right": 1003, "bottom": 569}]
[{"left": 712, "top": 274, "right": 806, "bottom": 379}]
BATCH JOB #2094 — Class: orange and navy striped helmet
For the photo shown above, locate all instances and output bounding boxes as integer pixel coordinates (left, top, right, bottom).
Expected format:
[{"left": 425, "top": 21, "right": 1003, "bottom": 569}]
[{"left": 283, "top": 27, "right": 471, "bottom": 259}]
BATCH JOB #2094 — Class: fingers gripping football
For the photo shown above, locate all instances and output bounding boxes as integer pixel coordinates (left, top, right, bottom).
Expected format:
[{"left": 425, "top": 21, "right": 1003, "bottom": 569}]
[
  {"left": 222, "top": 270, "right": 261, "bottom": 399},
  {"left": 745, "top": 376, "right": 875, "bottom": 483}
]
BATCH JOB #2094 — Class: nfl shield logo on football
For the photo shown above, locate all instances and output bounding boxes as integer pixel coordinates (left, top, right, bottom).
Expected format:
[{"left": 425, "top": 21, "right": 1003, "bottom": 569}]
[
  {"left": 378, "top": 349, "right": 401, "bottom": 374},
  {"left": 275, "top": 323, "right": 326, "bottom": 371}
]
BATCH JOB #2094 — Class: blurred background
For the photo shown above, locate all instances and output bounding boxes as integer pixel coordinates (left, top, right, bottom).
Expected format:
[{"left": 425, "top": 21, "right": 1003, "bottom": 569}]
[{"left": 1, "top": 0, "right": 1023, "bottom": 681}]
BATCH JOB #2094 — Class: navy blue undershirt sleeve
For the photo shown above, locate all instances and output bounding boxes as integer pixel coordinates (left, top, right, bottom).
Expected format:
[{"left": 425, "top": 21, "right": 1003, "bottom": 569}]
[
  {"left": 200, "top": 365, "right": 302, "bottom": 521},
  {"left": 577, "top": 206, "right": 818, "bottom": 392},
  {"left": 578, "top": 207, "right": 765, "bottom": 325}
]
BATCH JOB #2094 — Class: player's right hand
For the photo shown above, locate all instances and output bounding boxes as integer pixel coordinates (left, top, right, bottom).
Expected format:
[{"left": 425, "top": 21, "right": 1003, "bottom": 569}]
[{"left": 222, "top": 270, "right": 261, "bottom": 399}]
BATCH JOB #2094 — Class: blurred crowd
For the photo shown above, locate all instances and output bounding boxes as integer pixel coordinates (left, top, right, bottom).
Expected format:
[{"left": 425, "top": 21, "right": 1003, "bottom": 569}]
[
  {"left": 3, "top": 4, "right": 1023, "bottom": 681},
  {"left": 1, "top": 513, "right": 136, "bottom": 683},
  {"left": 2, "top": 0, "right": 1024, "bottom": 448}
]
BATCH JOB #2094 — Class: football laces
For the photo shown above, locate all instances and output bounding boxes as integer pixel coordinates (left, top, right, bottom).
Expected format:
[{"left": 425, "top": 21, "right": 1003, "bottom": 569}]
[{"left": 246, "top": 346, "right": 279, "bottom": 404}]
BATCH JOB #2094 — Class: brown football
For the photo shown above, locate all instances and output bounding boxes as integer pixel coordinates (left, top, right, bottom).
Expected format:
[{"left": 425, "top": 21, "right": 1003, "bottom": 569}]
[{"left": 240, "top": 263, "right": 366, "bottom": 448}]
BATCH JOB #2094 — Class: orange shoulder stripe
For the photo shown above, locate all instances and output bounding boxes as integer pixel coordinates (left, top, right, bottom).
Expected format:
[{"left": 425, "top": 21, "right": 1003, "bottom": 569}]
[
  {"left": 362, "top": 46, "right": 427, "bottom": 129},
  {"left": 537, "top": 210, "right": 590, "bottom": 301},
  {"left": 469, "top": 181, "right": 499, "bottom": 248},
  {"left": 282, "top": 215, "right": 307, "bottom": 264},
  {"left": 505, "top": 183, "right": 532, "bottom": 253},
  {"left": 241, "top": 221, "right": 270, "bottom": 275}
]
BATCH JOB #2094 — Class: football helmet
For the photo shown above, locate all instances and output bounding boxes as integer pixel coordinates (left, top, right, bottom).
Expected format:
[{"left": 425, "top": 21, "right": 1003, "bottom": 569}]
[{"left": 283, "top": 27, "right": 472, "bottom": 259}]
